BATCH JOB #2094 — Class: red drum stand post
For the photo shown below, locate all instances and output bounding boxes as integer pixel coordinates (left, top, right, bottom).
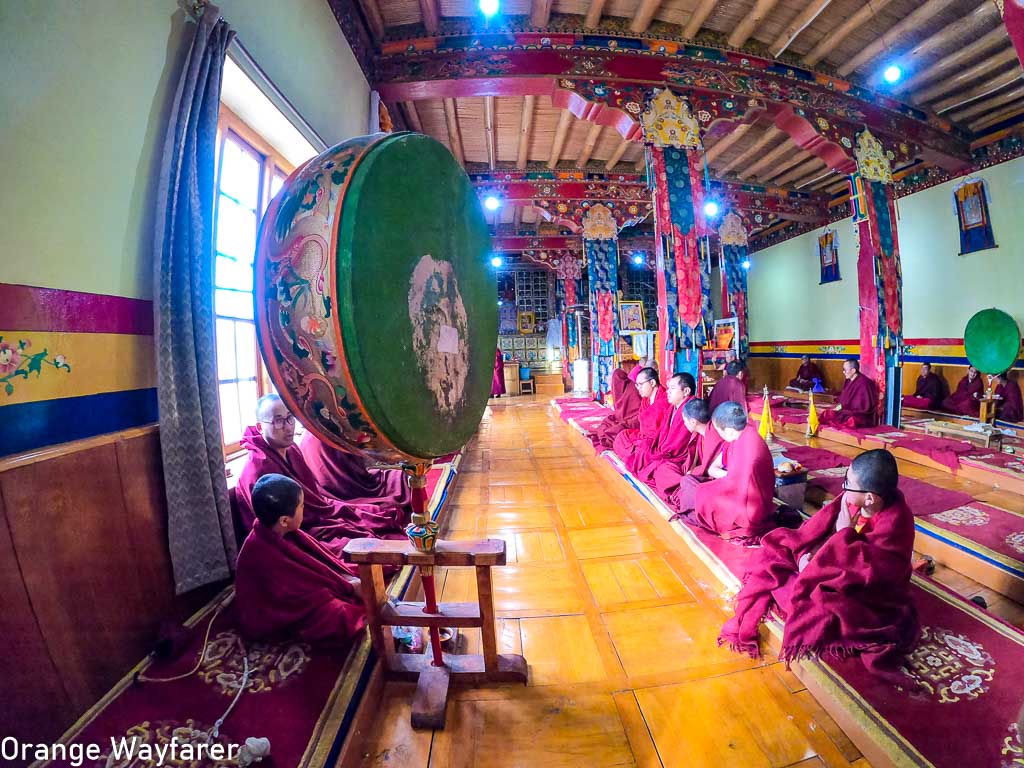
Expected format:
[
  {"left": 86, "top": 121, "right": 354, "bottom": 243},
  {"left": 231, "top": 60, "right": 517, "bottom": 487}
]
[{"left": 342, "top": 464, "right": 527, "bottom": 729}]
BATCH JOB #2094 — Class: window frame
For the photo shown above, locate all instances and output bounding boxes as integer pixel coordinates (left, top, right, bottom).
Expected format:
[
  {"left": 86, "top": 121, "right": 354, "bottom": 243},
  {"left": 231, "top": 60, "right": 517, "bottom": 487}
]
[{"left": 214, "top": 106, "right": 294, "bottom": 457}]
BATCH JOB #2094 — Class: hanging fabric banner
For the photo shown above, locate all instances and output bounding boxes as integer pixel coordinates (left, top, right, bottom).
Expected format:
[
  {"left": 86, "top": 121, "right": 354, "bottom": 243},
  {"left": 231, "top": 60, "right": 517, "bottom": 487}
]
[
  {"left": 1002, "top": 0, "right": 1024, "bottom": 69},
  {"left": 953, "top": 178, "right": 997, "bottom": 255},
  {"left": 818, "top": 228, "right": 841, "bottom": 284},
  {"left": 719, "top": 212, "right": 749, "bottom": 357},
  {"left": 864, "top": 178, "right": 903, "bottom": 350},
  {"left": 585, "top": 237, "right": 620, "bottom": 398}
]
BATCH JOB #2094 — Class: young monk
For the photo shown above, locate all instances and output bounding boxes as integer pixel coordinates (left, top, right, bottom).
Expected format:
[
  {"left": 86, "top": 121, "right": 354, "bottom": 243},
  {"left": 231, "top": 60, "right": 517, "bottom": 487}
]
[
  {"left": 490, "top": 346, "right": 506, "bottom": 397},
  {"left": 628, "top": 372, "right": 696, "bottom": 481},
  {"left": 819, "top": 359, "right": 878, "bottom": 428},
  {"left": 612, "top": 367, "right": 670, "bottom": 463},
  {"left": 234, "top": 474, "right": 365, "bottom": 646},
  {"left": 995, "top": 372, "right": 1023, "bottom": 422},
  {"left": 236, "top": 395, "right": 406, "bottom": 556},
  {"left": 300, "top": 432, "right": 413, "bottom": 513},
  {"left": 719, "top": 449, "right": 919, "bottom": 684},
  {"left": 901, "top": 362, "right": 943, "bottom": 410},
  {"left": 589, "top": 359, "right": 641, "bottom": 449},
  {"left": 787, "top": 355, "right": 824, "bottom": 392},
  {"left": 684, "top": 401, "right": 777, "bottom": 543},
  {"left": 942, "top": 365, "right": 983, "bottom": 416},
  {"left": 708, "top": 361, "right": 748, "bottom": 415},
  {"left": 651, "top": 397, "right": 718, "bottom": 505}
]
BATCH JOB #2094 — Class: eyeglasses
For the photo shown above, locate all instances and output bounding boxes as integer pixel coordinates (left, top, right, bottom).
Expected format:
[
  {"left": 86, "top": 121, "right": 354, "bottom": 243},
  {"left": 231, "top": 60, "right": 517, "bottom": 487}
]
[
  {"left": 262, "top": 414, "right": 296, "bottom": 429},
  {"left": 841, "top": 473, "right": 870, "bottom": 494},
  {"left": 636, "top": 379, "right": 654, "bottom": 387}
]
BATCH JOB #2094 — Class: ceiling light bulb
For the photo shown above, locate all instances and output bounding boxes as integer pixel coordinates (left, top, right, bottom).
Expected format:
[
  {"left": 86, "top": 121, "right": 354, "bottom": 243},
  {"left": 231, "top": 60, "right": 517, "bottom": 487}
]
[
  {"left": 491, "top": 256, "right": 503, "bottom": 267},
  {"left": 484, "top": 195, "right": 500, "bottom": 211},
  {"left": 480, "top": 0, "right": 499, "bottom": 17},
  {"left": 883, "top": 65, "right": 901, "bottom": 84},
  {"left": 703, "top": 201, "right": 719, "bottom": 218}
]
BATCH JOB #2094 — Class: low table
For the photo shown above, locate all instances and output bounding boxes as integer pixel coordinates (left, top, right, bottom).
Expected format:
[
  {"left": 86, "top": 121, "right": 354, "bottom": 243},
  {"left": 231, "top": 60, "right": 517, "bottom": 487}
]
[{"left": 923, "top": 420, "right": 1004, "bottom": 450}]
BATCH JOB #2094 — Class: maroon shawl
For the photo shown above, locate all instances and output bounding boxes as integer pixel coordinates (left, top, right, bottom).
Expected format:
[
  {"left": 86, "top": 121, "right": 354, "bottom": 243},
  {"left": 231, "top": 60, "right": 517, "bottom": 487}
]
[
  {"left": 490, "top": 347, "right": 506, "bottom": 396},
  {"left": 689, "top": 425, "right": 775, "bottom": 542},
  {"left": 997, "top": 379, "right": 1023, "bottom": 422},
  {"left": 234, "top": 523, "right": 365, "bottom": 646},
  {"left": 299, "top": 432, "right": 413, "bottom": 511},
  {"left": 590, "top": 369, "right": 642, "bottom": 448},
  {"left": 629, "top": 397, "right": 696, "bottom": 481},
  {"left": 236, "top": 427, "right": 406, "bottom": 557},
  {"left": 708, "top": 375, "right": 748, "bottom": 415},
  {"left": 789, "top": 362, "right": 823, "bottom": 389},
  {"left": 912, "top": 372, "right": 943, "bottom": 408},
  {"left": 943, "top": 374, "right": 983, "bottom": 416},
  {"left": 822, "top": 374, "right": 877, "bottom": 428},
  {"left": 719, "top": 493, "right": 919, "bottom": 683},
  {"left": 612, "top": 385, "right": 670, "bottom": 461}
]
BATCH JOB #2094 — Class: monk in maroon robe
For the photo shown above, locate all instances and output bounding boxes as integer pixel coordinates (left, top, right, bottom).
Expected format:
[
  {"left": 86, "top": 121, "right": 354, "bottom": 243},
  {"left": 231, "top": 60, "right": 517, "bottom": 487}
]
[
  {"left": 628, "top": 372, "right": 696, "bottom": 481},
  {"left": 613, "top": 367, "right": 671, "bottom": 463},
  {"left": 942, "top": 365, "right": 983, "bottom": 416},
  {"left": 235, "top": 474, "right": 365, "bottom": 646},
  {"left": 236, "top": 395, "right": 406, "bottom": 558},
  {"left": 589, "top": 362, "right": 642, "bottom": 448},
  {"left": 901, "top": 362, "right": 943, "bottom": 410},
  {"left": 652, "top": 398, "right": 716, "bottom": 505},
  {"left": 299, "top": 432, "right": 413, "bottom": 512},
  {"left": 819, "top": 359, "right": 878, "bottom": 428},
  {"left": 708, "top": 361, "right": 748, "bottom": 415},
  {"left": 685, "top": 401, "right": 777, "bottom": 543},
  {"left": 719, "top": 449, "right": 919, "bottom": 683},
  {"left": 787, "top": 355, "right": 824, "bottom": 391},
  {"left": 490, "top": 346, "right": 506, "bottom": 397},
  {"left": 995, "top": 372, "right": 1023, "bottom": 422}
]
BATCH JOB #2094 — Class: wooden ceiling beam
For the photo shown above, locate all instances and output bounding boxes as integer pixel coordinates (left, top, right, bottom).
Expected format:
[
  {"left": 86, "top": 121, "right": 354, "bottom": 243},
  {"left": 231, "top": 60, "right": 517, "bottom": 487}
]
[
  {"left": 803, "top": 0, "right": 897, "bottom": 67},
  {"left": 683, "top": 0, "right": 718, "bottom": 39},
  {"left": 605, "top": 137, "right": 632, "bottom": 170},
  {"left": 837, "top": 0, "right": 958, "bottom": 77},
  {"left": 577, "top": 122, "right": 604, "bottom": 168},
  {"left": 719, "top": 126, "right": 783, "bottom": 174},
  {"left": 793, "top": 167, "right": 834, "bottom": 189},
  {"left": 894, "top": 1, "right": 1001, "bottom": 83},
  {"left": 548, "top": 109, "right": 574, "bottom": 170},
  {"left": 770, "top": 0, "right": 834, "bottom": 57},
  {"left": 635, "top": 155, "right": 648, "bottom": 172},
  {"left": 400, "top": 101, "right": 423, "bottom": 132},
  {"left": 443, "top": 98, "right": 465, "bottom": 166},
  {"left": 517, "top": 95, "right": 535, "bottom": 169},
  {"left": 484, "top": 96, "right": 497, "bottom": 170},
  {"left": 917, "top": 47, "right": 1019, "bottom": 103},
  {"left": 705, "top": 123, "right": 751, "bottom": 165},
  {"left": 631, "top": 0, "right": 664, "bottom": 33},
  {"left": 729, "top": 0, "right": 781, "bottom": 49},
  {"left": 740, "top": 138, "right": 795, "bottom": 180},
  {"left": 933, "top": 68, "right": 1023, "bottom": 113},
  {"left": 418, "top": 0, "right": 440, "bottom": 34},
  {"left": 585, "top": 0, "right": 607, "bottom": 28},
  {"left": 531, "top": 0, "right": 553, "bottom": 27},
  {"left": 898, "top": 27, "right": 1008, "bottom": 94},
  {"left": 773, "top": 157, "right": 824, "bottom": 187},
  {"left": 949, "top": 83, "right": 1024, "bottom": 123},
  {"left": 970, "top": 99, "right": 1024, "bottom": 132},
  {"left": 359, "top": 0, "right": 386, "bottom": 40},
  {"left": 760, "top": 151, "right": 812, "bottom": 183}
]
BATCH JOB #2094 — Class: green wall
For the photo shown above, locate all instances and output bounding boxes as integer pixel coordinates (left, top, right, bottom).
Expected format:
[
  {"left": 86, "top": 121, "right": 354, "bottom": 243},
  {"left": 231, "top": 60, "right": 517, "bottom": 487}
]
[
  {"left": 0, "top": 1, "right": 369, "bottom": 301},
  {"left": 748, "top": 155, "right": 1024, "bottom": 343}
]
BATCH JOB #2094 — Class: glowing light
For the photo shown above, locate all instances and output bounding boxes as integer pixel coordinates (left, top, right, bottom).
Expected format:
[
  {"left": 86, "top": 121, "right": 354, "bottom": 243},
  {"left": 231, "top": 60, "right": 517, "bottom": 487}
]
[
  {"left": 742, "top": 260, "right": 751, "bottom": 270},
  {"left": 497, "top": 299, "right": 504, "bottom": 306},
  {"left": 480, "top": 0, "right": 499, "bottom": 17},
  {"left": 703, "top": 200, "right": 720, "bottom": 218},
  {"left": 883, "top": 65, "right": 902, "bottom": 84},
  {"left": 490, "top": 256, "right": 503, "bottom": 268},
  {"left": 632, "top": 253, "right": 644, "bottom": 265},
  {"left": 484, "top": 195, "right": 501, "bottom": 211}
]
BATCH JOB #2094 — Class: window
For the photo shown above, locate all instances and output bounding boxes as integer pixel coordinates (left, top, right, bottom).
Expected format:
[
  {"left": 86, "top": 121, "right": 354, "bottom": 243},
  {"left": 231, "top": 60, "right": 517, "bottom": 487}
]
[
  {"left": 213, "top": 109, "right": 293, "bottom": 452},
  {"left": 620, "top": 262, "right": 658, "bottom": 330}
]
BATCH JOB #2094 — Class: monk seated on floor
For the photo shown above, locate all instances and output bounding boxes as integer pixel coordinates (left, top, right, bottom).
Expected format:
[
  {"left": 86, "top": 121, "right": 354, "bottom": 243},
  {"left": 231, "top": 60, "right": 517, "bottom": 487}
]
[
  {"left": 942, "top": 364, "right": 983, "bottom": 416},
  {"left": 588, "top": 359, "right": 641, "bottom": 449},
  {"left": 995, "top": 371, "right": 1023, "bottom": 422},
  {"left": 627, "top": 372, "right": 697, "bottom": 481},
  {"left": 708, "top": 361, "right": 748, "bottom": 415},
  {"left": 901, "top": 362, "right": 943, "bottom": 410},
  {"left": 300, "top": 432, "right": 413, "bottom": 514},
  {"left": 786, "top": 355, "right": 824, "bottom": 392},
  {"left": 819, "top": 359, "right": 878, "bottom": 428},
  {"left": 235, "top": 473, "right": 365, "bottom": 647},
  {"left": 651, "top": 397, "right": 720, "bottom": 504},
  {"left": 612, "top": 366, "right": 670, "bottom": 464},
  {"left": 674, "top": 401, "right": 775, "bottom": 543},
  {"left": 719, "top": 449, "right": 919, "bottom": 684},
  {"left": 236, "top": 394, "right": 407, "bottom": 557}
]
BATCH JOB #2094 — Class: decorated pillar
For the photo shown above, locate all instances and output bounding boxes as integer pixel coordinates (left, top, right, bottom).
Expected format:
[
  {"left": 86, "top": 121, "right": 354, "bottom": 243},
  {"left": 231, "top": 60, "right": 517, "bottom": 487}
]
[
  {"left": 718, "top": 212, "right": 750, "bottom": 358},
  {"left": 851, "top": 129, "right": 904, "bottom": 424},
  {"left": 583, "top": 204, "right": 621, "bottom": 399},
  {"left": 641, "top": 88, "right": 711, "bottom": 378},
  {"left": 556, "top": 256, "right": 583, "bottom": 365},
  {"left": 999, "top": 1, "right": 1024, "bottom": 69}
]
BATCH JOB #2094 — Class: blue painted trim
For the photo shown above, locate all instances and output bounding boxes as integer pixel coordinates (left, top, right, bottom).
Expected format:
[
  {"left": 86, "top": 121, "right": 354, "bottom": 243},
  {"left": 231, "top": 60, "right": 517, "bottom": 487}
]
[
  {"left": 915, "top": 523, "right": 1024, "bottom": 580},
  {"left": 0, "top": 388, "right": 158, "bottom": 458}
]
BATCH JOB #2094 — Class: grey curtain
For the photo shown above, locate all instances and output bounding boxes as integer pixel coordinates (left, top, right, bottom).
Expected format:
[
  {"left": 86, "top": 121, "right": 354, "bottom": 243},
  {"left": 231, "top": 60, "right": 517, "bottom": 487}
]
[{"left": 153, "top": 4, "right": 237, "bottom": 593}]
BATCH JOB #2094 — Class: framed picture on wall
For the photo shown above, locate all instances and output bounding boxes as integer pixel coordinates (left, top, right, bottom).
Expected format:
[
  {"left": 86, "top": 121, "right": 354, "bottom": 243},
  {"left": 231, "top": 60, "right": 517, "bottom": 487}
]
[
  {"left": 518, "top": 311, "right": 536, "bottom": 334},
  {"left": 619, "top": 301, "right": 645, "bottom": 332}
]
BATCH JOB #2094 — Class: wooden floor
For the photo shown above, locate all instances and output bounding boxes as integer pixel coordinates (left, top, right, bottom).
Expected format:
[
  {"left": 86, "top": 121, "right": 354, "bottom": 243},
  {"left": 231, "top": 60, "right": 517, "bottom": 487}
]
[{"left": 356, "top": 397, "right": 872, "bottom": 768}]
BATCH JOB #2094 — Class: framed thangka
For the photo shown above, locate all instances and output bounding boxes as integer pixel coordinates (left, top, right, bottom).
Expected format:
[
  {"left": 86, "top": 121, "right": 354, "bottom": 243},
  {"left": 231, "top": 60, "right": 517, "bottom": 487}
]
[
  {"left": 818, "top": 229, "right": 841, "bottom": 284},
  {"left": 618, "top": 301, "right": 645, "bottom": 333},
  {"left": 953, "top": 177, "right": 996, "bottom": 255}
]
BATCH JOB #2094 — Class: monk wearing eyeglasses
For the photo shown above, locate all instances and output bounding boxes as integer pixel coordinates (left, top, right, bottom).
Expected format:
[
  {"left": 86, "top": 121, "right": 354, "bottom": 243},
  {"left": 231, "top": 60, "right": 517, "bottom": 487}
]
[{"left": 719, "top": 448, "right": 919, "bottom": 684}]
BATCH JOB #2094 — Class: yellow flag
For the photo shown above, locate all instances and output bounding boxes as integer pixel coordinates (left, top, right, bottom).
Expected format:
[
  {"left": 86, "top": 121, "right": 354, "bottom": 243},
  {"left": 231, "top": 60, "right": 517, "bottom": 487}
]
[
  {"left": 808, "top": 390, "right": 820, "bottom": 436},
  {"left": 759, "top": 392, "right": 773, "bottom": 440}
]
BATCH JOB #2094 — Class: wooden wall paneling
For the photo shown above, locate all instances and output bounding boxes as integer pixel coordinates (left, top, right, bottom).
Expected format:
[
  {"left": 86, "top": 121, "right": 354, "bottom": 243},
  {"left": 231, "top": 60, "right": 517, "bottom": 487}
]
[
  {"left": 0, "top": 487, "right": 76, "bottom": 757},
  {"left": 2, "top": 442, "right": 153, "bottom": 713},
  {"left": 747, "top": 357, "right": 844, "bottom": 393}
]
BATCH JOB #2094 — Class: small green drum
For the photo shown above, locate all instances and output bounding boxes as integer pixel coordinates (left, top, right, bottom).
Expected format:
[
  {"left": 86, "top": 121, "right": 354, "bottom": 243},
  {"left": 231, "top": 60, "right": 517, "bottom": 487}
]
[
  {"left": 255, "top": 132, "right": 496, "bottom": 462},
  {"left": 964, "top": 308, "right": 1021, "bottom": 375}
]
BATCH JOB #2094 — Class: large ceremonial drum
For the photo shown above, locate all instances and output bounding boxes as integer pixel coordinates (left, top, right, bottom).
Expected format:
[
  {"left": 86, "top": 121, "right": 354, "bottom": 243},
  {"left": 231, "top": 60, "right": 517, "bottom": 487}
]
[
  {"left": 254, "top": 132, "right": 496, "bottom": 463},
  {"left": 964, "top": 308, "right": 1021, "bottom": 375}
]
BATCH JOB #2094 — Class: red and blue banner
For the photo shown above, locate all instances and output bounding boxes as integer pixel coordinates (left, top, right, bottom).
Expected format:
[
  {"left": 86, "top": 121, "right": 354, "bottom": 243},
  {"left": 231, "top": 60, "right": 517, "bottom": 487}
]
[
  {"left": 818, "top": 229, "right": 841, "bottom": 284},
  {"left": 585, "top": 238, "right": 620, "bottom": 398},
  {"left": 720, "top": 243, "right": 750, "bottom": 357}
]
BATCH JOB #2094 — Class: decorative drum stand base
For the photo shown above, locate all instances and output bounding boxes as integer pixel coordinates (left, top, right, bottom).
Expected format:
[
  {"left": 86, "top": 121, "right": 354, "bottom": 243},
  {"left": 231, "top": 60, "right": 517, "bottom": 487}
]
[{"left": 343, "top": 537, "right": 528, "bottom": 729}]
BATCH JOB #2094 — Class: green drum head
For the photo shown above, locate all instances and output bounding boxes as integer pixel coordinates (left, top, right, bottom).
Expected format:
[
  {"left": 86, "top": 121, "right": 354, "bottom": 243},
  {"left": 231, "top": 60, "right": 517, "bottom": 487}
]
[
  {"left": 336, "top": 133, "right": 496, "bottom": 458},
  {"left": 964, "top": 308, "right": 1021, "bottom": 375}
]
